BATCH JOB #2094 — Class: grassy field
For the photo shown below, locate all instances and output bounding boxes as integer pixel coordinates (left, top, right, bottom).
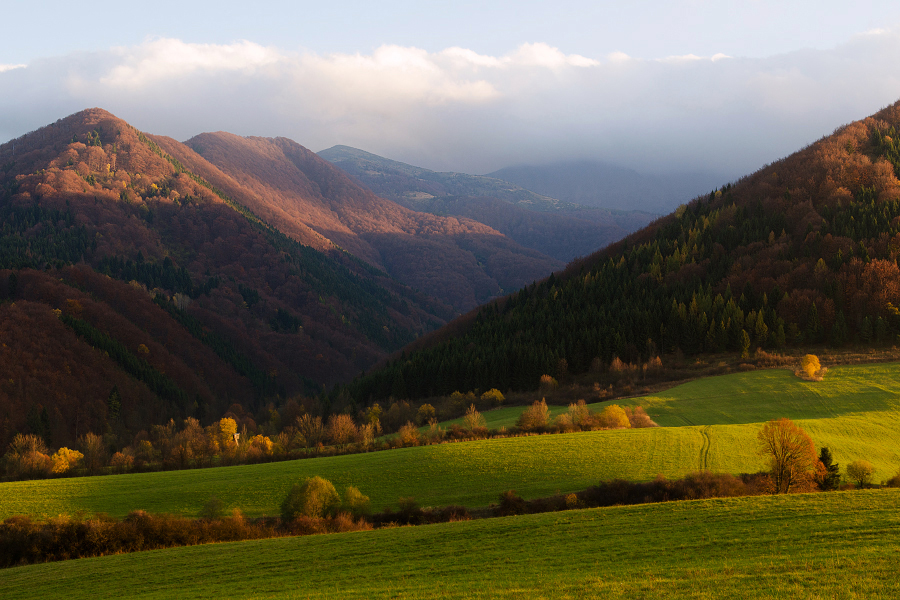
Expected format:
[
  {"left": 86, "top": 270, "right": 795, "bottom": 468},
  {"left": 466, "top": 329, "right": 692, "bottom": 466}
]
[
  {"left": 2, "top": 488, "right": 899, "bottom": 599},
  {"left": 1, "top": 363, "right": 898, "bottom": 520}
]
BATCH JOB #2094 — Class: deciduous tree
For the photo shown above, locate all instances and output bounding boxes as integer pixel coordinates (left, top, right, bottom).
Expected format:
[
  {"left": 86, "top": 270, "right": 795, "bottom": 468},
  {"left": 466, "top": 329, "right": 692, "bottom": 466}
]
[
  {"left": 846, "top": 460, "right": 875, "bottom": 488},
  {"left": 757, "top": 418, "right": 817, "bottom": 494}
]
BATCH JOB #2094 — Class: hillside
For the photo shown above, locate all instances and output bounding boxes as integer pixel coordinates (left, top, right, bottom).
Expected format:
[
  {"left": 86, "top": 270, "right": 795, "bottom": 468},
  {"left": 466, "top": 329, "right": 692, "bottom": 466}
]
[
  {"left": 178, "top": 134, "right": 561, "bottom": 311},
  {"left": 0, "top": 109, "right": 457, "bottom": 448},
  {"left": 3, "top": 361, "right": 898, "bottom": 519},
  {"left": 351, "top": 100, "right": 900, "bottom": 401},
  {"left": 489, "top": 160, "right": 722, "bottom": 213},
  {"left": 2, "top": 490, "right": 899, "bottom": 599},
  {"left": 319, "top": 145, "right": 657, "bottom": 262}
]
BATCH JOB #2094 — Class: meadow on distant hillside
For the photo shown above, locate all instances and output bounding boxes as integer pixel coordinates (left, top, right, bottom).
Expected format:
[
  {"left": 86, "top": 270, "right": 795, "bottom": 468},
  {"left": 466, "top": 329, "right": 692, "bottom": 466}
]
[
  {"left": 1, "top": 362, "right": 898, "bottom": 521},
  {"left": 2, "top": 489, "right": 898, "bottom": 599}
]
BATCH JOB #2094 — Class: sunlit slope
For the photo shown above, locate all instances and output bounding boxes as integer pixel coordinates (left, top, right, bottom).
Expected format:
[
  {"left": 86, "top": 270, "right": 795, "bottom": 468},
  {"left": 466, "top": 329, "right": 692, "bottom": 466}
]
[
  {"left": 3, "top": 490, "right": 899, "bottom": 600},
  {"left": 2, "top": 363, "right": 899, "bottom": 520},
  {"left": 629, "top": 364, "right": 900, "bottom": 426},
  {"left": 0, "top": 427, "right": 715, "bottom": 520}
]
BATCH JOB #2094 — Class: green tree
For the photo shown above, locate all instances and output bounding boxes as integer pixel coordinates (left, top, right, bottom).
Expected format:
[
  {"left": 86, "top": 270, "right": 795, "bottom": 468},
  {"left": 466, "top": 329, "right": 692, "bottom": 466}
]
[
  {"left": 281, "top": 476, "right": 341, "bottom": 522},
  {"left": 740, "top": 329, "right": 751, "bottom": 359},
  {"left": 342, "top": 486, "right": 371, "bottom": 518},
  {"left": 815, "top": 447, "right": 841, "bottom": 491}
]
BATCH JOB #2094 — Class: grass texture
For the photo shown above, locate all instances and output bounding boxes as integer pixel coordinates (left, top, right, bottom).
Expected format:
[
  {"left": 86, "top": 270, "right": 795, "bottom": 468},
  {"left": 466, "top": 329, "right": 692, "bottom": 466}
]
[
  {"left": 2, "top": 488, "right": 898, "bottom": 599},
  {"left": 1, "top": 363, "right": 899, "bottom": 520}
]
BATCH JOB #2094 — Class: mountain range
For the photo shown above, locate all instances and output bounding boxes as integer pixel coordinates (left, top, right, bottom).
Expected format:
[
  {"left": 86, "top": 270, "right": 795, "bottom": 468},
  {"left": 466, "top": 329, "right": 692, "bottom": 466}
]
[
  {"left": 318, "top": 145, "right": 657, "bottom": 263},
  {"left": 0, "top": 108, "right": 581, "bottom": 448}
]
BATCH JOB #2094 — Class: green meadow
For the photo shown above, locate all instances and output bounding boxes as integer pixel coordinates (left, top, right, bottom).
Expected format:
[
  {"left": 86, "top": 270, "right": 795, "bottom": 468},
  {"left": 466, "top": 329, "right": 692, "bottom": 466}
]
[
  {"left": 1, "top": 363, "right": 899, "bottom": 520},
  {"left": 2, "top": 489, "right": 899, "bottom": 599}
]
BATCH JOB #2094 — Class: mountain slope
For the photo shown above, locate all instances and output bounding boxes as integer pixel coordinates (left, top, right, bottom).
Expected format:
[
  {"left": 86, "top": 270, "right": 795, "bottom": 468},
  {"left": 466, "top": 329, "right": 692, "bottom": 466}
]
[
  {"left": 350, "top": 100, "right": 900, "bottom": 401},
  {"left": 319, "top": 145, "right": 657, "bottom": 262},
  {"left": 318, "top": 144, "right": 570, "bottom": 210},
  {"left": 0, "top": 108, "right": 455, "bottom": 447},
  {"left": 181, "top": 134, "right": 562, "bottom": 310}
]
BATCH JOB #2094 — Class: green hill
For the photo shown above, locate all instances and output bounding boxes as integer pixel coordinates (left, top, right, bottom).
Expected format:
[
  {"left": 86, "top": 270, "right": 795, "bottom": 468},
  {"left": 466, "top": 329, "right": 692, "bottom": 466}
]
[
  {"left": 2, "top": 362, "right": 898, "bottom": 521},
  {"left": 2, "top": 489, "right": 898, "bottom": 599}
]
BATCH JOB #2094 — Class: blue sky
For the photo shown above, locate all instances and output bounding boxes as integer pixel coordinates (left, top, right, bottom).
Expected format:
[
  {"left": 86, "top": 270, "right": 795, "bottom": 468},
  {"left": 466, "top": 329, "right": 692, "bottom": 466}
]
[{"left": 3, "top": 1, "right": 900, "bottom": 177}]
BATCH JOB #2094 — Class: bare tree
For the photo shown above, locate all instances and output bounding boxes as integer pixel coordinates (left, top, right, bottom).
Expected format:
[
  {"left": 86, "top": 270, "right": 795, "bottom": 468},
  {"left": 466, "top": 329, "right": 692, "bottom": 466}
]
[{"left": 757, "top": 418, "right": 817, "bottom": 493}]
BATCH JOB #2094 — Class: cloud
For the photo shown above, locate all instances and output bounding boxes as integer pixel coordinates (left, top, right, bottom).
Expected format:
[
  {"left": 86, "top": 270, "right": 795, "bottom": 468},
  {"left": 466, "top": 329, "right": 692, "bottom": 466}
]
[
  {"left": 3, "top": 33, "right": 900, "bottom": 179},
  {"left": 98, "top": 38, "right": 280, "bottom": 89},
  {"left": 0, "top": 64, "right": 25, "bottom": 73}
]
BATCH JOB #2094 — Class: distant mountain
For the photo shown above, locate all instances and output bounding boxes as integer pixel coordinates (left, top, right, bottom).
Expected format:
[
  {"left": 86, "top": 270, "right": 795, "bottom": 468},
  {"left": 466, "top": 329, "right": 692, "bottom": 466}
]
[
  {"left": 349, "top": 100, "right": 900, "bottom": 401},
  {"left": 489, "top": 161, "right": 725, "bottom": 214},
  {"left": 319, "top": 145, "right": 656, "bottom": 262},
  {"left": 318, "top": 145, "right": 571, "bottom": 211},
  {"left": 0, "top": 108, "right": 562, "bottom": 449}
]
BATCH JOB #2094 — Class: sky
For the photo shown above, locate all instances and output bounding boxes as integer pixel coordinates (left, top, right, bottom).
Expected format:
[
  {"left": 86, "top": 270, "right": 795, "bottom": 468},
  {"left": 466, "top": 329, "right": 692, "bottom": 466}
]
[{"left": 3, "top": 1, "right": 900, "bottom": 178}]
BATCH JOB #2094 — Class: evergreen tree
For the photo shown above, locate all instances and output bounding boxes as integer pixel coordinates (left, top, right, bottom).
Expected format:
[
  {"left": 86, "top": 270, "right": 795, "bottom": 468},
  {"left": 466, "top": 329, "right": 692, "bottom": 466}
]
[{"left": 817, "top": 447, "right": 841, "bottom": 491}]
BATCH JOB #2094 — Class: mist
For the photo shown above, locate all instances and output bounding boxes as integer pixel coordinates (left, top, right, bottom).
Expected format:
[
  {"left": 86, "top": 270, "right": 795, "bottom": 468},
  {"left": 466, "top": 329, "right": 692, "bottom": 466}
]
[{"left": 2, "top": 30, "right": 900, "bottom": 179}]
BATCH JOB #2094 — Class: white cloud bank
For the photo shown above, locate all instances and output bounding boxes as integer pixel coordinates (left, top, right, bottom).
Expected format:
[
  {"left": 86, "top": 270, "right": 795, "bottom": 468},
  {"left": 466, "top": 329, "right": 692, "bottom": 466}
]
[{"left": 3, "top": 32, "right": 900, "bottom": 177}]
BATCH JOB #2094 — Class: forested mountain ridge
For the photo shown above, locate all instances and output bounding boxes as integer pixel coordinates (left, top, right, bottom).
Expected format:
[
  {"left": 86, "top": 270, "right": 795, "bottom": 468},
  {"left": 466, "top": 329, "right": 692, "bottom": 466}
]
[
  {"left": 349, "top": 101, "right": 900, "bottom": 401},
  {"left": 0, "top": 108, "right": 463, "bottom": 448},
  {"left": 318, "top": 145, "right": 657, "bottom": 262},
  {"left": 175, "top": 134, "right": 561, "bottom": 311}
]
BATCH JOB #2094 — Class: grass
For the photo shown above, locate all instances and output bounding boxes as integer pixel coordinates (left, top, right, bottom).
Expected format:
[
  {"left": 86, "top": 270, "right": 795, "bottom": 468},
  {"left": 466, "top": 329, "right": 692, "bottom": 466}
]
[
  {"left": 2, "top": 488, "right": 899, "bottom": 599},
  {"left": 2, "top": 362, "right": 899, "bottom": 520}
]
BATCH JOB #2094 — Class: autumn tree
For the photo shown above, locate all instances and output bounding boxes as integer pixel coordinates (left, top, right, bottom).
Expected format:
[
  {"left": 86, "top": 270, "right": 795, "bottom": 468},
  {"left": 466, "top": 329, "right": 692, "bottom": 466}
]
[
  {"left": 799, "top": 354, "right": 823, "bottom": 380},
  {"left": 517, "top": 399, "right": 550, "bottom": 432},
  {"left": 463, "top": 404, "right": 486, "bottom": 432},
  {"left": 597, "top": 404, "right": 631, "bottom": 429},
  {"left": 295, "top": 414, "right": 324, "bottom": 454},
  {"left": 326, "top": 414, "right": 357, "bottom": 450},
  {"left": 78, "top": 432, "right": 107, "bottom": 475},
  {"left": 757, "top": 418, "right": 817, "bottom": 493},
  {"left": 4, "top": 434, "right": 52, "bottom": 478},
  {"left": 846, "top": 460, "right": 875, "bottom": 488}
]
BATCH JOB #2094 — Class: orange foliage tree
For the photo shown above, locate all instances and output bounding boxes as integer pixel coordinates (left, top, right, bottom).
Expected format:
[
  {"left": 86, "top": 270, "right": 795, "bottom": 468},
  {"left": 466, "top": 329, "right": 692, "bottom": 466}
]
[{"left": 757, "top": 418, "right": 817, "bottom": 494}]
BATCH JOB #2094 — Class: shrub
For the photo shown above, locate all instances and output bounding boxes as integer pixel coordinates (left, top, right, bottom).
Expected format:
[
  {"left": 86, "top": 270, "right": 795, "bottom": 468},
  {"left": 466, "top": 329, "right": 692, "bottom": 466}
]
[
  {"left": 480, "top": 388, "right": 505, "bottom": 406},
  {"left": 281, "top": 476, "right": 341, "bottom": 522},
  {"left": 109, "top": 452, "right": 134, "bottom": 474},
  {"left": 884, "top": 468, "right": 900, "bottom": 488},
  {"left": 798, "top": 354, "right": 826, "bottom": 380},
  {"left": 496, "top": 490, "right": 528, "bottom": 516},
  {"left": 597, "top": 404, "right": 631, "bottom": 429},
  {"left": 415, "top": 403, "right": 436, "bottom": 425},
  {"left": 538, "top": 375, "right": 558, "bottom": 392},
  {"left": 625, "top": 406, "right": 657, "bottom": 428},
  {"left": 517, "top": 399, "right": 550, "bottom": 432},
  {"left": 342, "top": 486, "right": 371, "bottom": 518},
  {"left": 463, "top": 404, "right": 487, "bottom": 432},
  {"left": 199, "top": 496, "right": 225, "bottom": 520},
  {"left": 396, "top": 421, "right": 421, "bottom": 447}
]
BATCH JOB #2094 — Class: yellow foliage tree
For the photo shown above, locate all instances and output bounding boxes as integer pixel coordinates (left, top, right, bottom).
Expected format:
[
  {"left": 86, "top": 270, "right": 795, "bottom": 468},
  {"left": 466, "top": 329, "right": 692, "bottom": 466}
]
[
  {"left": 800, "top": 354, "right": 822, "bottom": 379},
  {"left": 217, "top": 418, "right": 238, "bottom": 447},
  {"left": 50, "top": 447, "right": 83, "bottom": 474},
  {"left": 597, "top": 404, "right": 631, "bottom": 429}
]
